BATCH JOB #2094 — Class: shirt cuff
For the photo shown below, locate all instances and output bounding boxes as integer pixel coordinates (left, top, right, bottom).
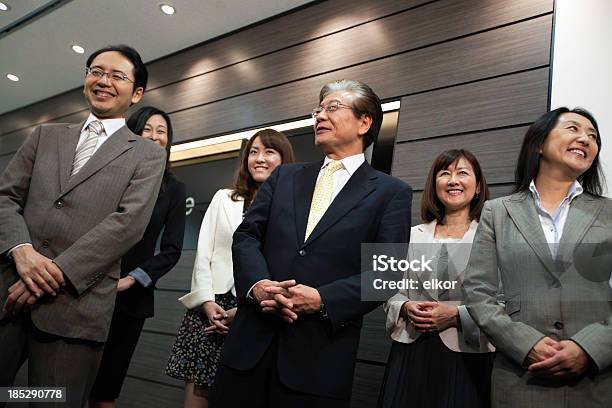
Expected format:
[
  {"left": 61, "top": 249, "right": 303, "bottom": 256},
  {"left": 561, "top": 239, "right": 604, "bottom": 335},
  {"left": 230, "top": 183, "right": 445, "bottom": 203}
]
[
  {"left": 247, "top": 279, "right": 266, "bottom": 301},
  {"left": 7, "top": 243, "right": 33, "bottom": 259},
  {"left": 129, "top": 268, "right": 153, "bottom": 288}
]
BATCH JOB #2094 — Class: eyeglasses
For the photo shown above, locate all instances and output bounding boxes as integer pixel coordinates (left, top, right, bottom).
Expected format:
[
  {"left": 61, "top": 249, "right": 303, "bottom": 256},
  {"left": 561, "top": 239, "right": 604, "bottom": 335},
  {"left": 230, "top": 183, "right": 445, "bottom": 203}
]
[
  {"left": 311, "top": 101, "right": 353, "bottom": 118},
  {"left": 85, "top": 67, "right": 134, "bottom": 84}
]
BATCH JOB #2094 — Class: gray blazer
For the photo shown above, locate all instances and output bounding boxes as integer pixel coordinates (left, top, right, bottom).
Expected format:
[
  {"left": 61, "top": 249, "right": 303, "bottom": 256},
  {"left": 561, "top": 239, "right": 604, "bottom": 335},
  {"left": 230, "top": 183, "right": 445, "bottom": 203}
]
[
  {"left": 0, "top": 122, "right": 165, "bottom": 342},
  {"left": 463, "top": 192, "right": 612, "bottom": 408}
]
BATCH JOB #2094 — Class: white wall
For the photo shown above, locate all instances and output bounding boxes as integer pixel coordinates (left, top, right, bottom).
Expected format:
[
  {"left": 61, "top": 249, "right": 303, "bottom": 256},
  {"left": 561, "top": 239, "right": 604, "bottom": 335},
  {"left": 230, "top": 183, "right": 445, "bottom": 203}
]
[{"left": 550, "top": 0, "right": 612, "bottom": 196}]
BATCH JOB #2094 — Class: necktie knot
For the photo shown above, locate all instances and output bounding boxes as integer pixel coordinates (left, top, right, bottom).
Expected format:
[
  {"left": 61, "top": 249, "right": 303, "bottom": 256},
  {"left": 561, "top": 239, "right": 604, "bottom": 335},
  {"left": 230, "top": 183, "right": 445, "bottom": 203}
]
[
  {"left": 324, "top": 160, "right": 343, "bottom": 174},
  {"left": 88, "top": 120, "right": 103, "bottom": 135}
]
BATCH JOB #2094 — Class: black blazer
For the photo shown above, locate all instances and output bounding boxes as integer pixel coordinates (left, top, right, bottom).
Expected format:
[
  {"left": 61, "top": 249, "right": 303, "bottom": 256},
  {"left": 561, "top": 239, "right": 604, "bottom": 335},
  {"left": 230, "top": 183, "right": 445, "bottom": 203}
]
[
  {"left": 221, "top": 161, "right": 412, "bottom": 399},
  {"left": 115, "top": 173, "right": 186, "bottom": 319}
]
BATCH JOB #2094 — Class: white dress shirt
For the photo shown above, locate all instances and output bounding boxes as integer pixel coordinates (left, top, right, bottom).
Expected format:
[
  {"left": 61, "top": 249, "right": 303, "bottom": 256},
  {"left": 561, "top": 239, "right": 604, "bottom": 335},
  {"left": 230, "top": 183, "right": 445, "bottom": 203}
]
[
  {"left": 529, "top": 180, "right": 583, "bottom": 257},
  {"left": 318, "top": 153, "right": 366, "bottom": 201},
  {"left": 79, "top": 113, "right": 126, "bottom": 153}
]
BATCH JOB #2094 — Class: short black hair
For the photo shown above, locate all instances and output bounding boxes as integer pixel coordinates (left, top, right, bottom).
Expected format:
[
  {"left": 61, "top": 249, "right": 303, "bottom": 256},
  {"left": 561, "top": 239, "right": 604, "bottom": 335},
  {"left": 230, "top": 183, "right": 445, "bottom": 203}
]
[
  {"left": 514, "top": 107, "right": 604, "bottom": 196},
  {"left": 86, "top": 44, "right": 148, "bottom": 92},
  {"left": 127, "top": 106, "right": 173, "bottom": 190}
]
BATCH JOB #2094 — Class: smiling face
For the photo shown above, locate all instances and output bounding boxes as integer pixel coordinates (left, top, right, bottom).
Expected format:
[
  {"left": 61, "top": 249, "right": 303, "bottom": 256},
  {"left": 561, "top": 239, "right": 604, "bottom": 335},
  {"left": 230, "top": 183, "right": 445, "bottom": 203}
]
[
  {"left": 313, "top": 90, "right": 372, "bottom": 159},
  {"left": 539, "top": 112, "right": 599, "bottom": 179},
  {"left": 435, "top": 157, "right": 480, "bottom": 213},
  {"left": 247, "top": 136, "right": 283, "bottom": 183},
  {"left": 83, "top": 51, "right": 144, "bottom": 119},
  {"left": 141, "top": 114, "right": 169, "bottom": 148}
]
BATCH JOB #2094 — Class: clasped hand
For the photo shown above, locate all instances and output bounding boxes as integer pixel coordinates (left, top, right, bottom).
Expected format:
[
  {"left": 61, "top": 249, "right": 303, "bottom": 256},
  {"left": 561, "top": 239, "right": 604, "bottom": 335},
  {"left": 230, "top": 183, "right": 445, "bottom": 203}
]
[
  {"left": 201, "top": 301, "right": 237, "bottom": 335},
  {"left": 401, "top": 300, "right": 458, "bottom": 332},
  {"left": 525, "top": 337, "right": 590, "bottom": 379},
  {"left": 253, "top": 279, "right": 321, "bottom": 323},
  {"left": 3, "top": 246, "right": 66, "bottom": 314}
]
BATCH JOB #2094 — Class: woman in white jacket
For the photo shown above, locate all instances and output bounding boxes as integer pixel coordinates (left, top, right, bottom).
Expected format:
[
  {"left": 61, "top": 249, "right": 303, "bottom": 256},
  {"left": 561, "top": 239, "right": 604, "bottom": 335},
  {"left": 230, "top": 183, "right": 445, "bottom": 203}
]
[
  {"left": 378, "top": 149, "right": 494, "bottom": 408},
  {"left": 166, "top": 129, "right": 294, "bottom": 408}
]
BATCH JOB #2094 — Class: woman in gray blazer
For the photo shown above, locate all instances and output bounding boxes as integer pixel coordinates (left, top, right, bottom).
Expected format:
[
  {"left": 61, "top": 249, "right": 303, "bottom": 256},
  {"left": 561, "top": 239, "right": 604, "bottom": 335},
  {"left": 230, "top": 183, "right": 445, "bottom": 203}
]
[
  {"left": 379, "top": 149, "right": 493, "bottom": 408},
  {"left": 166, "top": 129, "right": 294, "bottom": 408},
  {"left": 463, "top": 107, "right": 612, "bottom": 408}
]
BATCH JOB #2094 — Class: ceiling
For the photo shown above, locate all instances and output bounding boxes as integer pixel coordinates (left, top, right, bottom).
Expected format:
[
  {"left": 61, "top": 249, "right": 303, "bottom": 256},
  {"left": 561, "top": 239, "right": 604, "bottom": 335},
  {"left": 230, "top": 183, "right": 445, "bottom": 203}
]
[{"left": 0, "top": 0, "right": 312, "bottom": 115}]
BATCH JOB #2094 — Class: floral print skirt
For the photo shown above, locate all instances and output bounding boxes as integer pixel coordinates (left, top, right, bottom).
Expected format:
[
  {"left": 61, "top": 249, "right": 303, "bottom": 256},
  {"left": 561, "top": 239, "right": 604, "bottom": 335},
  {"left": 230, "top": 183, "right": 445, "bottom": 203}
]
[{"left": 165, "top": 292, "right": 237, "bottom": 389}]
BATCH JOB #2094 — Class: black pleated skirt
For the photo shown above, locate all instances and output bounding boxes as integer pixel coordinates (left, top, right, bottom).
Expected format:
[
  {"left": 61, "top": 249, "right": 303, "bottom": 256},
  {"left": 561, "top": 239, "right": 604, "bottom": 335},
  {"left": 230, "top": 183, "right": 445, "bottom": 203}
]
[{"left": 378, "top": 332, "right": 493, "bottom": 408}]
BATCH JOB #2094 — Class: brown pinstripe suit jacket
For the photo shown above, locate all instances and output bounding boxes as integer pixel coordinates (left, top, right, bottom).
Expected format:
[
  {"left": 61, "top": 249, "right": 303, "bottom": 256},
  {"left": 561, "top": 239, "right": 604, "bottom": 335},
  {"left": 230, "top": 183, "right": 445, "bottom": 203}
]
[{"left": 0, "top": 121, "right": 166, "bottom": 342}]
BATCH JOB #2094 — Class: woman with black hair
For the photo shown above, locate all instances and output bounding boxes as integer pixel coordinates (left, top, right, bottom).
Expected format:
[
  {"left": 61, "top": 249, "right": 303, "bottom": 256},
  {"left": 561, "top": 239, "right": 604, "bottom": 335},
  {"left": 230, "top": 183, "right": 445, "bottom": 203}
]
[
  {"left": 165, "top": 129, "right": 294, "bottom": 408},
  {"left": 463, "top": 107, "right": 612, "bottom": 408},
  {"left": 89, "top": 106, "right": 187, "bottom": 408}
]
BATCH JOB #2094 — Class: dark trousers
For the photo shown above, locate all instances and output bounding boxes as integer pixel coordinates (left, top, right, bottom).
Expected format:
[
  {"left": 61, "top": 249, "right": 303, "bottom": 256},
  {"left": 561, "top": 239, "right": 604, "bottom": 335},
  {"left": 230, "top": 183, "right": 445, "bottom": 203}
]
[
  {"left": 209, "top": 338, "right": 349, "bottom": 408},
  {"left": 90, "top": 311, "right": 145, "bottom": 400},
  {"left": 0, "top": 314, "right": 104, "bottom": 408}
]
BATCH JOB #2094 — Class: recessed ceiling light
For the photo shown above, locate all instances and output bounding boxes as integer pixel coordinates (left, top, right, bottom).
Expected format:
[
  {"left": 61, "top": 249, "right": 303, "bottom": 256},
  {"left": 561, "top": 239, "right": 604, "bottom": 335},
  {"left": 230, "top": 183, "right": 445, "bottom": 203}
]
[
  {"left": 160, "top": 4, "right": 175, "bottom": 15},
  {"left": 6, "top": 73, "right": 20, "bottom": 82},
  {"left": 71, "top": 44, "right": 85, "bottom": 54},
  {"left": 0, "top": 2, "right": 9, "bottom": 11}
]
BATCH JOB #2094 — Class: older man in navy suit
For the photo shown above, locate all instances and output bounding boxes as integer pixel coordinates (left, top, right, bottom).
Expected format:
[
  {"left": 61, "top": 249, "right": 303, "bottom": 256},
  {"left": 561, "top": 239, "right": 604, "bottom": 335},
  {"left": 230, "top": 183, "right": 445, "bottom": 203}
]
[{"left": 210, "top": 80, "right": 412, "bottom": 408}]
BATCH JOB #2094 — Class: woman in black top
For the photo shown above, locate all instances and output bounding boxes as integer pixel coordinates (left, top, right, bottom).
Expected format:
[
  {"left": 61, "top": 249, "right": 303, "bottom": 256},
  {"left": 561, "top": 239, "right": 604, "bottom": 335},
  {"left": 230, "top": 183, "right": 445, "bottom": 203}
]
[{"left": 89, "top": 106, "right": 187, "bottom": 408}]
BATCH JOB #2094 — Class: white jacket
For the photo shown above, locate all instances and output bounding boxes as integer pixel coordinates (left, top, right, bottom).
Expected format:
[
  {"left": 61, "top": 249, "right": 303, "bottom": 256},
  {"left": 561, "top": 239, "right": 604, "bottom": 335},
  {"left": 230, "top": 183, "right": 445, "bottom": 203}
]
[{"left": 179, "top": 189, "right": 243, "bottom": 309}]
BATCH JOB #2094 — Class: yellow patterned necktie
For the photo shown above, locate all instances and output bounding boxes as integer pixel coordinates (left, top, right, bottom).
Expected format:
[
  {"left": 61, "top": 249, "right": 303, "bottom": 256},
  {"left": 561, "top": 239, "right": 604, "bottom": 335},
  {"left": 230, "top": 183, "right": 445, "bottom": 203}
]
[{"left": 305, "top": 160, "right": 344, "bottom": 240}]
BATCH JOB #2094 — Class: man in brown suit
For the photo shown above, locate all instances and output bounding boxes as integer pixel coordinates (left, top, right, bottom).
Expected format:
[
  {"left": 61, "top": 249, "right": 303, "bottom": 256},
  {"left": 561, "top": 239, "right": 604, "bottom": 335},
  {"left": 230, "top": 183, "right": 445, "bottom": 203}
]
[{"left": 0, "top": 45, "right": 166, "bottom": 407}]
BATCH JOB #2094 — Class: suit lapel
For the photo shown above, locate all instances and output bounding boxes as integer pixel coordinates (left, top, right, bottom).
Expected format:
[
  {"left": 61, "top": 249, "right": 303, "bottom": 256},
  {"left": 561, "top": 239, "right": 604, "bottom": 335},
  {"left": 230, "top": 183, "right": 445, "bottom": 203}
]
[
  {"left": 503, "top": 194, "right": 558, "bottom": 277},
  {"left": 303, "top": 162, "right": 376, "bottom": 247},
  {"left": 58, "top": 122, "right": 84, "bottom": 192},
  {"left": 61, "top": 125, "right": 134, "bottom": 196},
  {"left": 293, "top": 162, "right": 321, "bottom": 246},
  {"left": 557, "top": 194, "right": 603, "bottom": 265}
]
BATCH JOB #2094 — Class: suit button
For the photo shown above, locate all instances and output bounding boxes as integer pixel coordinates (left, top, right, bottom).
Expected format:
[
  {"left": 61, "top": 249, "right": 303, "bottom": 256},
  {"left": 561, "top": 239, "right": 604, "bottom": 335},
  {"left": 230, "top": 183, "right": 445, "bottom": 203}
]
[
  {"left": 54, "top": 200, "right": 64, "bottom": 209},
  {"left": 42, "top": 240, "right": 50, "bottom": 248},
  {"left": 554, "top": 321, "right": 564, "bottom": 330},
  {"left": 299, "top": 249, "right": 306, "bottom": 257}
]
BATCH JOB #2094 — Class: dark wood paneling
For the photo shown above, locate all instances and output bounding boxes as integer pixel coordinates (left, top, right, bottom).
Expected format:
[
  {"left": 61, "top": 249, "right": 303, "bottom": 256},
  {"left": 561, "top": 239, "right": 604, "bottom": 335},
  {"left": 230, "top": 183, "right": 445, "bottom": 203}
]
[
  {"left": 156, "top": 250, "right": 195, "bottom": 291},
  {"left": 128, "top": 331, "right": 182, "bottom": 387},
  {"left": 396, "top": 68, "right": 548, "bottom": 143},
  {"left": 141, "top": 0, "right": 553, "bottom": 116},
  {"left": 145, "top": 290, "right": 187, "bottom": 334},
  {"left": 0, "top": 0, "right": 423, "bottom": 137},
  {"left": 393, "top": 127, "right": 529, "bottom": 190},
  {"left": 0, "top": 88, "right": 87, "bottom": 136},
  {"left": 169, "top": 15, "right": 551, "bottom": 142},
  {"left": 117, "top": 376, "right": 183, "bottom": 407},
  {"left": 350, "top": 362, "right": 386, "bottom": 408},
  {"left": 145, "top": 0, "right": 427, "bottom": 89},
  {"left": 0, "top": 110, "right": 89, "bottom": 156},
  {"left": 358, "top": 307, "right": 391, "bottom": 364},
  {"left": 410, "top": 184, "right": 514, "bottom": 225}
]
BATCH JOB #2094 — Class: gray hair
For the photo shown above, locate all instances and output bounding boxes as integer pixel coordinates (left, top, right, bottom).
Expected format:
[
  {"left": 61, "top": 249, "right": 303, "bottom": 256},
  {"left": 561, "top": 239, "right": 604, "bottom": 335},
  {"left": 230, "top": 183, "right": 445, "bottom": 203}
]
[{"left": 319, "top": 79, "right": 383, "bottom": 149}]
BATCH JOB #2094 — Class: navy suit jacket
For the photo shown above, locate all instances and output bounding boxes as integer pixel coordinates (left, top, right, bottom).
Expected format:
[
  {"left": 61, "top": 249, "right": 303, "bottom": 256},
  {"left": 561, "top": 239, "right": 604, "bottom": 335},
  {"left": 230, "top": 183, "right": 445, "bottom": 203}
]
[{"left": 221, "top": 160, "right": 412, "bottom": 399}]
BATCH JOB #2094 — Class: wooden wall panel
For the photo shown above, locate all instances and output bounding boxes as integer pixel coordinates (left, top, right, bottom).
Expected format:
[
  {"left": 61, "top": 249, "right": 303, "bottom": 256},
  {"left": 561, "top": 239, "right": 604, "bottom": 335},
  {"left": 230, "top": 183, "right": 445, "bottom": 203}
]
[
  {"left": 156, "top": 249, "right": 194, "bottom": 291},
  {"left": 140, "top": 0, "right": 552, "bottom": 116},
  {"left": 0, "top": 0, "right": 422, "bottom": 137},
  {"left": 358, "top": 307, "right": 391, "bottom": 364},
  {"left": 117, "top": 377, "right": 183, "bottom": 407},
  {"left": 351, "top": 363, "right": 386, "bottom": 408},
  {"left": 128, "top": 331, "right": 182, "bottom": 387},
  {"left": 169, "top": 15, "right": 551, "bottom": 142},
  {"left": 396, "top": 69, "right": 548, "bottom": 142},
  {"left": 144, "top": 290, "right": 187, "bottom": 335},
  {"left": 393, "top": 127, "right": 528, "bottom": 189}
]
